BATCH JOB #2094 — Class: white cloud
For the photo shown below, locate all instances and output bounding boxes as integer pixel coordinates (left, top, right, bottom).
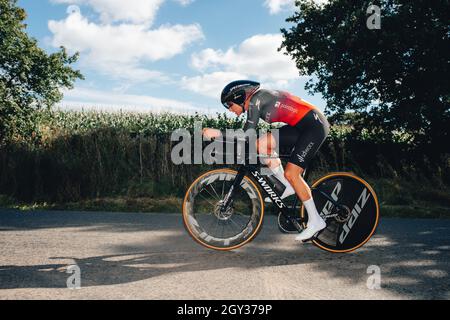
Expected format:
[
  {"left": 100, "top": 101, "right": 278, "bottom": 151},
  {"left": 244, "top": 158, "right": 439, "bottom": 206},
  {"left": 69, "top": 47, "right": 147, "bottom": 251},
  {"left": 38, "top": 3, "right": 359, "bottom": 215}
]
[
  {"left": 264, "top": 0, "right": 295, "bottom": 15},
  {"left": 264, "top": 0, "right": 329, "bottom": 15},
  {"left": 175, "top": 0, "right": 195, "bottom": 6},
  {"left": 181, "top": 71, "right": 246, "bottom": 99},
  {"left": 52, "top": 0, "right": 196, "bottom": 24},
  {"left": 193, "top": 34, "right": 299, "bottom": 80},
  {"left": 59, "top": 87, "right": 208, "bottom": 114},
  {"left": 48, "top": 7, "right": 204, "bottom": 82},
  {"left": 184, "top": 34, "right": 300, "bottom": 97},
  {"left": 51, "top": 0, "right": 165, "bottom": 25}
]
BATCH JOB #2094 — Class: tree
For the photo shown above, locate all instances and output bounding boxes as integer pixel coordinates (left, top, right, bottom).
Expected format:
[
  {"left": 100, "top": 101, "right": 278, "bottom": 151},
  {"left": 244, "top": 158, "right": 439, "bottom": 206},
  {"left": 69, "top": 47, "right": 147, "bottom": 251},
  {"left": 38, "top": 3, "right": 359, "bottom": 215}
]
[
  {"left": 0, "top": 0, "right": 83, "bottom": 145},
  {"left": 281, "top": 0, "right": 449, "bottom": 161}
]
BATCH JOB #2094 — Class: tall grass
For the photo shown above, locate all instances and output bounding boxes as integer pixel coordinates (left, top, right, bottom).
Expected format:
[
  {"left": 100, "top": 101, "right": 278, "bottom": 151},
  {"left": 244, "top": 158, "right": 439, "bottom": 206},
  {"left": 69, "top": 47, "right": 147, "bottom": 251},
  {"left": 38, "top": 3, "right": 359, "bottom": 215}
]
[{"left": 0, "top": 109, "right": 448, "bottom": 216}]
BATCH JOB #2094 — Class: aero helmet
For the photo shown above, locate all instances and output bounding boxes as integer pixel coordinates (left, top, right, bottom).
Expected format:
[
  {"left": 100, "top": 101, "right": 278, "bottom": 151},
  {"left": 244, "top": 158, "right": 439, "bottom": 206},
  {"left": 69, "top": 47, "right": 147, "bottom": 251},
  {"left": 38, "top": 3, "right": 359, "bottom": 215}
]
[{"left": 221, "top": 80, "right": 261, "bottom": 109}]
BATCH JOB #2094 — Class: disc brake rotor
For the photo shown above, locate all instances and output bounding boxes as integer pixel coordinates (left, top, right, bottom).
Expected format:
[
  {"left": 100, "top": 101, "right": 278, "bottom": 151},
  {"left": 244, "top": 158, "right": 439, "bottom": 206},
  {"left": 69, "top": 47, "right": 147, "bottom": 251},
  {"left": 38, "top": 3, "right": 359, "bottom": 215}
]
[{"left": 214, "top": 200, "right": 234, "bottom": 221}]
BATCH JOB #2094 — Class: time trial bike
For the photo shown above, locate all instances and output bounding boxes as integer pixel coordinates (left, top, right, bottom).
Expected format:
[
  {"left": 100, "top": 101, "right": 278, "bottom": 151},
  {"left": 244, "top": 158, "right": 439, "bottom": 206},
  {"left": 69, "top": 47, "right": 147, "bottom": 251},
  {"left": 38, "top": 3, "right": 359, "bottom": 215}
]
[{"left": 182, "top": 149, "right": 380, "bottom": 253}]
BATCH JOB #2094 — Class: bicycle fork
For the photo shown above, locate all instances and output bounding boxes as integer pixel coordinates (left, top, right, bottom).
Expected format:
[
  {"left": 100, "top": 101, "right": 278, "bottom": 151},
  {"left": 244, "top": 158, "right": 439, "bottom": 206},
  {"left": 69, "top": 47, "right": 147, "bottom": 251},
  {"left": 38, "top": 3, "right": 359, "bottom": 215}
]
[{"left": 220, "top": 167, "right": 247, "bottom": 213}]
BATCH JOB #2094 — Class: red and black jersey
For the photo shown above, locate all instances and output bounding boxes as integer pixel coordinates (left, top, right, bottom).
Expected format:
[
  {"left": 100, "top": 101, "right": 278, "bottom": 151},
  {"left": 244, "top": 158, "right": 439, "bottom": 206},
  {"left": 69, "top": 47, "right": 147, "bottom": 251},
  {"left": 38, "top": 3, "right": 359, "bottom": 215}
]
[{"left": 243, "top": 89, "right": 320, "bottom": 130}]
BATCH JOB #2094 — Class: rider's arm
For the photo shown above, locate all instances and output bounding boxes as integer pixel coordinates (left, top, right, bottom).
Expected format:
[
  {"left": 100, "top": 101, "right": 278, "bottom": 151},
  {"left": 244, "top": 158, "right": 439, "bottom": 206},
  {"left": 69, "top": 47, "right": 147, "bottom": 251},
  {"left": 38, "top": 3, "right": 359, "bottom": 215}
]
[
  {"left": 243, "top": 94, "right": 261, "bottom": 132},
  {"left": 203, "top": 128, "right": 222, "bottom": 140}
]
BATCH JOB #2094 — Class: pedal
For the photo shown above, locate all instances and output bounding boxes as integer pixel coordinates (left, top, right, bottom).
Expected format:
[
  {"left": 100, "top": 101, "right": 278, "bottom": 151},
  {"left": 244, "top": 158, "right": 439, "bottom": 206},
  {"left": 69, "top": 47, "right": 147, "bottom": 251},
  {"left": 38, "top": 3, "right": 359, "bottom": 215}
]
[{"left": 278, "top": 213, "right": 303, "bottom": 234}]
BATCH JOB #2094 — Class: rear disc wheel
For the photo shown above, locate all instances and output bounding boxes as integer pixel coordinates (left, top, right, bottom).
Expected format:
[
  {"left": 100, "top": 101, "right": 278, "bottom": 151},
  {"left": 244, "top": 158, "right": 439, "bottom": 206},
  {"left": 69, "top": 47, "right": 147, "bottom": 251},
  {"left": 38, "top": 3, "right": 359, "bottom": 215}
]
[{"left": 302, "top": 173, "right": 380, "bottom": 253}]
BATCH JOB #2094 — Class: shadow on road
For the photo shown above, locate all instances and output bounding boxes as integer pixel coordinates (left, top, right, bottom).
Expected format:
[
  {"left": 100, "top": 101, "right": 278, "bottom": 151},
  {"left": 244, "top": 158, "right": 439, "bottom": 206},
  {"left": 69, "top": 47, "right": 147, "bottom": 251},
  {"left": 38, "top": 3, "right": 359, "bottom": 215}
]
[{"left": 0, "top": 210, "right": 449, "bottom": 299}]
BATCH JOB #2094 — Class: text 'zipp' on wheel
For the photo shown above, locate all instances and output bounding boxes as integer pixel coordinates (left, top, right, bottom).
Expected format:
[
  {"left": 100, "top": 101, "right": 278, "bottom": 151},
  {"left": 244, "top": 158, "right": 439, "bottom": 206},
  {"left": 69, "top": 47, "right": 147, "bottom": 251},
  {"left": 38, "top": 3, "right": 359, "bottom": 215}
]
[
  {"left": 302, "top": 172, "right": 380, "bottom": 253},
  {"left": 183, "top": 169, "right": 264, "bottom": 251}
]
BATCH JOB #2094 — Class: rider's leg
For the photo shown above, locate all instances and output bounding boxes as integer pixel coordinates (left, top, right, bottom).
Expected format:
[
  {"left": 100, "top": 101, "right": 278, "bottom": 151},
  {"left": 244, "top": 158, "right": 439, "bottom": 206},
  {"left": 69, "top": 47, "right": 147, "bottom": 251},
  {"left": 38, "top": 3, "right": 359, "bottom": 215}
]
[
  {"left": 257, "top": 133, "right": 295, "bottom": 198},
  {"left": 284, "top": 163, "right": 326, "bottom": 241},
  {"left": 284, "top": 110, "right": 331, "bottom": 242}
]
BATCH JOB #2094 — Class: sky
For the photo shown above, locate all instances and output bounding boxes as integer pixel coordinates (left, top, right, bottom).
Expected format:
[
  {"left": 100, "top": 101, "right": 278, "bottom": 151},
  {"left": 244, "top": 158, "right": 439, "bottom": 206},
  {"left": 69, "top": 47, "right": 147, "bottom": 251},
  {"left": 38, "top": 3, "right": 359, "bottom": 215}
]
[{"left": 18, "top": 0, "right": 327, "bottom": 114}]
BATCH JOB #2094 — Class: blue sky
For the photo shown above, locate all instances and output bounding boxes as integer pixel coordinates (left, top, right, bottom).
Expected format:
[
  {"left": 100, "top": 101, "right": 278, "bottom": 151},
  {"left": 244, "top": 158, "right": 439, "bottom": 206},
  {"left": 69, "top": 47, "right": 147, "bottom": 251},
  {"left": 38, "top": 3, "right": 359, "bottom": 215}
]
[{"left": 18, "top": 0, "right": 326, "bottom": 114}]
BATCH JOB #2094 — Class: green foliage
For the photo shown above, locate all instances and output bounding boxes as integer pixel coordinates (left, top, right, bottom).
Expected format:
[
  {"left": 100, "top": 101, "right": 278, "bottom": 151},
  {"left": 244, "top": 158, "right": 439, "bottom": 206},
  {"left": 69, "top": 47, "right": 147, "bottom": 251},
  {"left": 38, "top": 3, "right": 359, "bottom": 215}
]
[
  {"left": 0, "top": 109, "right": 448, "bottom": 209},
  {"left": 0, "top": 109, "right": 249, "bottom": 203},
  {"left": 281, "top": 0, "right": 450, "bottom": 161},
  {"left": 0, "top": 0, "right": 83, "bottom": 145}
]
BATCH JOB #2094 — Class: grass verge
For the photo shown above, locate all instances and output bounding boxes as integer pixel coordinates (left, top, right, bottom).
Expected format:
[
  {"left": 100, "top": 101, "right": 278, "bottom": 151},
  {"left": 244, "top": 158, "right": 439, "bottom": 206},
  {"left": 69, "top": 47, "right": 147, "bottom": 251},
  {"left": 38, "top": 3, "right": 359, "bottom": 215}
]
[
  {"left": 0, "top": 196, "right": 182, "bottom": 214},
  {"left": 1, "top": 195, "right": 449, "bottom": 219}
]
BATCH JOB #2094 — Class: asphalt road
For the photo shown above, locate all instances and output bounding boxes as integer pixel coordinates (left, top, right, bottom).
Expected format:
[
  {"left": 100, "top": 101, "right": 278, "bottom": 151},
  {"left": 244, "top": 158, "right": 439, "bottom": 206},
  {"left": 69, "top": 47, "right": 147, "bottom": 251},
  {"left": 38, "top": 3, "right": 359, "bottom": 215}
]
[{"left": 0, "top": 209, "right": 449, "bottom": 300}]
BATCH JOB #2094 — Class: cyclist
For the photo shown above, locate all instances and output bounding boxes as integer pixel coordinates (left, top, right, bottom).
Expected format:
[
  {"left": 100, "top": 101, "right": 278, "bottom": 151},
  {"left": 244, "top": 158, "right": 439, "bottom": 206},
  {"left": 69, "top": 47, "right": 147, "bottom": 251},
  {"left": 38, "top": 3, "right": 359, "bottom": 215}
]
[{"left": 203, "top": 80, "right": 331, "bottom": 242}]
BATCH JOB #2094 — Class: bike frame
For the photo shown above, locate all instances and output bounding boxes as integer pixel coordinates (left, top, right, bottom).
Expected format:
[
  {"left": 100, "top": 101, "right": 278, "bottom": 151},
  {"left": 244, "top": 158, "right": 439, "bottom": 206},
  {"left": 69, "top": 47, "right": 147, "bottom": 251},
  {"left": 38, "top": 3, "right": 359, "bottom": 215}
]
[{"left": 221, "top": 163, "right": 345, "bottom": 233}]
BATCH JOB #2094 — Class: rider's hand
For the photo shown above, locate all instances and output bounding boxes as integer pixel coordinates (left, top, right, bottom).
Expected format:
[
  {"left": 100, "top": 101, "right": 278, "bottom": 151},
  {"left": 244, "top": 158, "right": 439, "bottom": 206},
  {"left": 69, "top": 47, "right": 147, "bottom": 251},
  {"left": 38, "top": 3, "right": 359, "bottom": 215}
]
[{"left": 203, "top": 128, "right": 222, "bottom": 140}]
